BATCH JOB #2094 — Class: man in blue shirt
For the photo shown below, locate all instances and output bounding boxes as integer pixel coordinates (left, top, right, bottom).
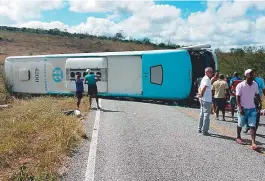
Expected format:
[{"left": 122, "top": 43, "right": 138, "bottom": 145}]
[
  {"left": 85, "top": 69, "right": 100, "bottom": 109},
  {"left": 75, "top": 72, "right": 84, "bottom": 110},
  {"left": 229, "top": 72, "right": 242, "bottom": 120},
  {"left": 230, "top": 72, "right": 242, "bottom": 86}
]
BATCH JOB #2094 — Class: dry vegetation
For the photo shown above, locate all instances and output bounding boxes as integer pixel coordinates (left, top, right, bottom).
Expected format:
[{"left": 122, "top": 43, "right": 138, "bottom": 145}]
[
  {"left": 0, "top": 29, "right": 161, "bottom": 180},
  {"left": 0, "top": 30, "right": 160, "bottom": 63},
  {"left": 1, "top": 58, "right": 89, "bottom": 180},
  {"left": 0, "top": 96, "right": 89, "bottom": 180}
]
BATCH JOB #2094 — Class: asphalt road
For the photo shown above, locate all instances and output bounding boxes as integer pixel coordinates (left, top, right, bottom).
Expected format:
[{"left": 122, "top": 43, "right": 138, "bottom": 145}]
[{"left": 63, "top": 99, "right": 265, "bottom": 181}]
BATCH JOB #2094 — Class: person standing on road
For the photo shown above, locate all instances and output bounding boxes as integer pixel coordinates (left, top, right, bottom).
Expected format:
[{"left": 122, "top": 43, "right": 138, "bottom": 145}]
[
  {"left": 212, "top": 74, "right": 229, "bottom": 121},
  {"left": 74, "top": 72, "right": 84, "bottom": 110},
  {"left": 229, "top": 72, "right": 242, "bottom": 120},
  {"left": 210, "top": 71, "right": 220, "bottom": 113},
  {"left": 235, "top": 69, "right": 261, "bottom": 150},
  {"left": 84, "top": 69, "right": 101, "bottom": 110},
  {"left": 244, "top": 70, "right": 265, "bottom": 133},
  {"left": 198, "top": 67, "right": 214, "bottom": 136}
]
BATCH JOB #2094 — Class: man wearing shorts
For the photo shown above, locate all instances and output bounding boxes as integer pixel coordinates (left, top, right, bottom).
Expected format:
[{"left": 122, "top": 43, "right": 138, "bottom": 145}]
[
  {"left": 244, "top": 70, "right": 265, "bottom": 133},
  {"left": 235, "top": 69, "right": 261, "bottom": 150},
  {"left": 198, "top": 67, "right": 214, "bottom": 135},
  {"left": 75, "top": 72, "right": 84, "bottom": 110},
  {"left": 84, "top": 69, "right": 100, "bottom": 109},
  {"left": 212, "top": 74, "right": 229, "bottom": 121}
]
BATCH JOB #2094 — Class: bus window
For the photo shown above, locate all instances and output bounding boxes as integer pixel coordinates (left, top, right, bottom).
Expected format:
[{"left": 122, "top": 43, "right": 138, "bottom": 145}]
[
  {"left": 150, "top": 65, "right": 163, "bottom": 85},
  {"left": 70, "top": 72, "right": 75, "bottom": 78}
]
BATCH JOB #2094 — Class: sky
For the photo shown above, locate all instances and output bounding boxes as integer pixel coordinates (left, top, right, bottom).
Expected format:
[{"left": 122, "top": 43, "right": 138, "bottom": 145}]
[{"left": 1, "top": 0, "right": 265, "bottom": 51}]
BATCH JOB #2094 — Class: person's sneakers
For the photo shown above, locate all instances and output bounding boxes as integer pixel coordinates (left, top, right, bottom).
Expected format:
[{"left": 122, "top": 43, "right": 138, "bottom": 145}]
[
  {"left": 236, "top": 138, "right": 244, "bottom": 144},
  {"left": 198, "top": 129, "right": 202, "bottom": 133}
]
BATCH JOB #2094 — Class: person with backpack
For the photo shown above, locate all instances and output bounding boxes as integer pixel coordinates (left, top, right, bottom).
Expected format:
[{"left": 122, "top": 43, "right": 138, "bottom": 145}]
[{"left": 244, "top": 70, "right": 265, "bottom": 133}]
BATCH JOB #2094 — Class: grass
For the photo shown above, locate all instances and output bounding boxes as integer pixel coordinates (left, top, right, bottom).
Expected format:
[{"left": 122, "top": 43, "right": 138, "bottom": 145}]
[
  {"left": 0, "top": 68, "right": 90, "bottom": 180},
  {"left": 0, "top": 96, "right": 89, "bottom": 180},
  {"left": 0, "top": 67, "right": 8, "bottom": 104}
]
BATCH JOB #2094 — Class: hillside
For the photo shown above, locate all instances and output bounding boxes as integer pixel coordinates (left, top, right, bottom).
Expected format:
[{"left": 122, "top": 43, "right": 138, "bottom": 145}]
[{"left": 0, "top": 29, "right": 165, "bottom": 63}]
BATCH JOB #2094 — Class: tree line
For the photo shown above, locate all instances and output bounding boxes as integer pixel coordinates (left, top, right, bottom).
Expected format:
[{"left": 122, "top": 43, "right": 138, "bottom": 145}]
[
  {"left": 216, "top": 46, "right": 265, "bottom": 78},
  {"left": 0, "top": 26, "right": 180, "bottom": 49}
]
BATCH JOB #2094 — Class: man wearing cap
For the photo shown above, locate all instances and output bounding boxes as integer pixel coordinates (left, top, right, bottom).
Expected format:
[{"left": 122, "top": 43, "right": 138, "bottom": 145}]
[
  {"left": 198, "top": 67, "right": 214, "bottom": 136},
  {"left": 212, "top": 74, "right": 229, "bottom": 121},
  {"left": 244, "top": 70, "right": 265, "bottom": 133},
  {"left": 84, "top": 69, "right": 101, "bottom": 109},
  {"left": 235, "top": 69, "right": 261, "bottom": 150}
]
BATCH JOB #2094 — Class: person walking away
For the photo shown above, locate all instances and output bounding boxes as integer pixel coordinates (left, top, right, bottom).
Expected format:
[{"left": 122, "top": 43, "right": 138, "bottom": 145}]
[
  {"left": 235, "top": 69, "right": 262, "bottom": 150},
  {"left": 212, "top": 74, "right": 229, "bottom": 121},
  {"left": 229, "top": 72, "right": 242, "bottom": 120},
  {"left": 74, "top": 72, "right": 84, "bottom": 110},
  {"left": 198, "top": 67, "right": 214, "bottom": 135},
  {"left": 211, "top": 71, "right": 219, "bottom": 113},
  {"left": 244, "top": 70, "right": 265, "bottom": 133},
  {"left": 84, "top": 69, "right": 101, "bottom": 109}
]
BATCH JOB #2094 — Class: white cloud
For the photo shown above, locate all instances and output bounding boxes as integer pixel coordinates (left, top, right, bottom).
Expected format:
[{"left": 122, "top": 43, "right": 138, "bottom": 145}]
[
  {"left": 71, "top": 17, "right": 117, "bottom": 36},
  {"left": 2, "top": 0, "right": 265, "bottom": 51},
  {"left": 256, "top": 16, "right": 265, "bottom": 30},
  {"left": 0, "top": 0, "right": 65, "bottom": 23},
  {"left": 19, "top": 21, "right": 70, "bottom": 31}
]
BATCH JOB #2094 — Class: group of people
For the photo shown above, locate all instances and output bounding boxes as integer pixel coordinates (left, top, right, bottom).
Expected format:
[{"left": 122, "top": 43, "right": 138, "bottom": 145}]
[
  {"left": 198, "top": 67, "right": 265, "bottom": 150},
  {"left": 74, "top": 69, "right": 101, "bottom": 110}
]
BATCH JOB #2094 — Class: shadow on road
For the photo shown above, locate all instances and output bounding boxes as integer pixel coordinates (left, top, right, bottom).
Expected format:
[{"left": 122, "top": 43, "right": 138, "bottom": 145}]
[
  {"left": 256, "top": 133, "right": 265, "bottom": 139},
  {"left": 90, "top": 107, "right": 121, "bottom": 112},
  {"left": 218, "top": 118, "right": 238, "bottom": 124},
  {"left": 98, "top": 96, "right": 200, "bottom": 109},
  {"left": 209, "top": 133, "right": 265, "bottom": 146}
]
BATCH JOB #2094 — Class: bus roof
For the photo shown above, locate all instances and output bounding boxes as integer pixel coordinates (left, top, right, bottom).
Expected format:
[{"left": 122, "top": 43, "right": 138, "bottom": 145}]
[{"left": 6, "top": 49, "right": 188, "bottom": 60}]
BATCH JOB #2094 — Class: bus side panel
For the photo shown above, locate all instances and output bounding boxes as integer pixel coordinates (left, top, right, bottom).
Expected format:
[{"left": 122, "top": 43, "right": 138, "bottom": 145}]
[
  {"left": 142, "top": 51, "right": 192, "bottom": 100},
  {"left": 107, "top": 55, "right": 142, "bottom": 95},
  {"left": 11, "top": 58, "right": 47, "bottom": 94},
  {"left": 9, "top": 57, "right": 69, "bottom": 95},
  {"left": 4, "top": 59, "right": 13, "bottom": 88},
  {"left": 44, "top": 57, "right": 69, "bottom": 94}
]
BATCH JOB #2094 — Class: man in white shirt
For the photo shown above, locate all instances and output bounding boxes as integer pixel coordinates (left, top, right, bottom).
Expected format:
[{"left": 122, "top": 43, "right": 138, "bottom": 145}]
[
  {"left": 198, "top": 67, "right": 214, "bottom": 135},
  {"left": 236, "top": 69, "right": 261, "bottom": 150}
]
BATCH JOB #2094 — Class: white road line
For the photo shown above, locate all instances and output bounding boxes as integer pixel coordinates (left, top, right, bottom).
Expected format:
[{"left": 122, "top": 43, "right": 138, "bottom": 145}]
[{"left": 84, "top": 99, "right": 102, "bottom": 181}]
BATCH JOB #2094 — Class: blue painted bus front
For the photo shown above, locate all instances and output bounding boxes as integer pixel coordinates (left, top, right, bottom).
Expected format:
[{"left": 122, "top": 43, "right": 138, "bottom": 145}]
[
  {"left": 98, "top": 50, "right": 192, "bottom": 100},
  {"left": 141, "top": 50, "right": 192, "bottom": 100}
]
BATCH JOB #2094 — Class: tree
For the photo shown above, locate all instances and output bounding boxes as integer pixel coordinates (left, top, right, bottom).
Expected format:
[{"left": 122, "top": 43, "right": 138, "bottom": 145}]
[{"left": 114, "top": 30, "right": 124, "bottom": 40}]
